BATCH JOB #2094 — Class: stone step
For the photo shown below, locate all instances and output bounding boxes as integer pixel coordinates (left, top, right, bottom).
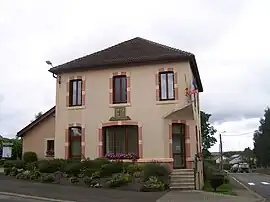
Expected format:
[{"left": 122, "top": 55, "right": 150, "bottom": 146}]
[
  {"left": 172, "top": 169, "right": 194, "bottom": 175},
  {"left": 170, "top": 178, "right": 195, "bottom": 183},
  {"left": 170, "top": 185, "right": 195, "bottom": 190},
  {"left": 170, "top": 183, "right": 195, "bottom": 190},
  {"left": 171, "top": 173, "right": 194, "bottom": 177}
]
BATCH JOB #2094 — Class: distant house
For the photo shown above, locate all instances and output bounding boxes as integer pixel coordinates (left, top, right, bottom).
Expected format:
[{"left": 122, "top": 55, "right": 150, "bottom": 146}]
[
  {"left": 215, "top": 156, "right": 228, "bottom": 164},
  {"left": 229, "top": 154, "right": 243, "bottom": 165}
]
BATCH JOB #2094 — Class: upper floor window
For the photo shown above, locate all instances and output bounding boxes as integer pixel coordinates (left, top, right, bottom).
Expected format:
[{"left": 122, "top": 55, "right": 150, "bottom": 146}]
[
  {"left": 113, "top": 75, "right": 127, "bottom": 104},
  {"left": 159, "top": 71, "right": 175, "bottom": 100},
  {"left": 69, "top": 79, "right": 82, "bottom": 106}
]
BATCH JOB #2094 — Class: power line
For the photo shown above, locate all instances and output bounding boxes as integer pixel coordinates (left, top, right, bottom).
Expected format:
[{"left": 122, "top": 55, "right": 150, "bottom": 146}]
[{"left": 222, "top": 131, "right": 254, "bottom": 136}]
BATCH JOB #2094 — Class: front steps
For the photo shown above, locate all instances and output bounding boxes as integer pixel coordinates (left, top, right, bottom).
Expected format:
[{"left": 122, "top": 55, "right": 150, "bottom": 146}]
[{"left": 170, "top": 169, "right": 195, "bottom": 190}]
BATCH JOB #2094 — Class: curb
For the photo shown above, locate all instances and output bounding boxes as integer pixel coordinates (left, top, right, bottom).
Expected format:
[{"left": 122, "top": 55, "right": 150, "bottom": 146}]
[
  {"left": 0, "top": 192, "right": 76, "bottom": 202},
  {"left": 230, "top": 176, "right": 266, "bottom": 202}
]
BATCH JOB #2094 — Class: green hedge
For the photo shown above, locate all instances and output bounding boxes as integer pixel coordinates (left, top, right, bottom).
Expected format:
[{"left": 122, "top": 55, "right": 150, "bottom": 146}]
[
  {"left": 23, "top": 152, "right": 38, "bottom": 163},
  {"left": 3, "top": 160, "right": 25, "bottom": 169}
]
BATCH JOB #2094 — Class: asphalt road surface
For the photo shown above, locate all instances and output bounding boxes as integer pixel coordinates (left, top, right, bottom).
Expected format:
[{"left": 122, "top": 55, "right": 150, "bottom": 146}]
[
  {"left": 230, "top": 172, "right": 270, "bottom": 201},
  {"left": 0, "top": 194, "right": 42, "bottom": 202}
]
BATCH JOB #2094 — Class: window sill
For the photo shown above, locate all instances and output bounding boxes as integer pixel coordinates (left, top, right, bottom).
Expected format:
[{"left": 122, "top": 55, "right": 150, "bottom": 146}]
[
  {"left": 109, "top": 103, "right": 131, "bottom": 108},
  {"left": 156, "top": 100, "right": 179, "bottom": 105},
  {"left": 67, "top": 106, "right": 86, "bottom": 110},
  {"left": 45, "top": 155, "right": 54, "bottom": 157}
]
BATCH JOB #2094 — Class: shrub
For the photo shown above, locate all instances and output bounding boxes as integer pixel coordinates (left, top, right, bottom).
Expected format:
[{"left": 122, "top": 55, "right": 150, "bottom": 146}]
[
  {"left": 91, "top": 171, "right": 101, "bottom": 179},
  {"left": 40, "top": 173, "right": 55, "bottom": 183},
  {"left": 125, "top": 164, "right": 143, "bottom": 175},
  {"left": 0, "top": 159, "right": 5, "bottom": 166},
  {"left": 29, "top": 170, "right": 41, "bottom": 181},
  {"left": 143, "top": 163, "right": 171, "bottom": 182},
  {"left": 49, "top": 159, "right": 66, "bottom": 172},
  {"left": 100, "top": 162, "right": 124, "bottom": 177},
  {"left": 93, "top": 158, "right": 110, "bottom": 167},
  {"left": 9, "top": 167, "right": 18, "bottom": 176},
  {"left": 69, "top": 176, "right": 80, "bottom": 184},
  {"left": 210, "top": 172, "right": 224, "bottom": 191},
  {"left": 38, "top": 160, "right": 59, "bottom": 173},
  {"left": 83, "top": 176, "right": 101, "bottom": 188},
  {"left": 20, "top": 170, "right": 31, "bottom": 180},
  {"left": 224, "top": 175, "right": 230, "bottom": 184},
  {"left": 4, "top": 160, "right": 24, "bottom": 169},
  {"left": 203, "top": 161, "right": 219, "bottom": 181},
  {"left": 23, "top": 152, "right": 38, "bottom": 163},
  {"left": 64, "top": 162, "right": 83, "bottom": 176},
  {"left": 141, "top": 176, "right": 165, "bottom": 192},
  {"left": 4, "top": 167, "right": 12, "bottom": 175},
  {"left": 107, "top": 173, "right": 131, "bottom": 188},
  {"left": 25, "top": 162, "right": 38, "bottom": 171},
  {"left": 82, "top": 168, "right": 97, "bottom": 177}
]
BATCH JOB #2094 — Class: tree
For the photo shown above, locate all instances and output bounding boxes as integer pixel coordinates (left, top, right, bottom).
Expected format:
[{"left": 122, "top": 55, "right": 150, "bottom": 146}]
[
  {"left": 253, "top": 107, "right": 270, "bottom": 167},
  {"left": 201, "top": 111, "right": 217, "bottom": 158},
  {"left": 35, "top": 111, "right": 43, "bottom": 119},
  {"left": 242, "top": 147, "right": 254, "bottom": 165},
  {"left": 30, "top": 111, "right": 43, "bottom": 122}
]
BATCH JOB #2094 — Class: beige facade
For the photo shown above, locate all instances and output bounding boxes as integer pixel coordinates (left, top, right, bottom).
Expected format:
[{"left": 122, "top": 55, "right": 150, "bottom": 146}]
[
  {"left": 18, "top": 108, "right": 55, "bottom": 159},
  {"left": 54, "top": 61, "right": 203, "bottom": 187},
  {"left": 18, "top": 37, "right": 204, "bottom": 189}
]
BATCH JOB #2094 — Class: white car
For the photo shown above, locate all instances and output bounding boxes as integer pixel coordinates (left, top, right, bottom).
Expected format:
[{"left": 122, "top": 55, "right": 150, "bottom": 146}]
[{"left": 230, "top": 163, "right": 250, "bottom": 173}]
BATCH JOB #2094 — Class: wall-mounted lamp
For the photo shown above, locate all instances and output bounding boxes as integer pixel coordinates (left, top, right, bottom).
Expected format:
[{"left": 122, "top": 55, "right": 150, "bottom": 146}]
[{"left": 46, "top": 60, "right": 60, "bottom": 84}]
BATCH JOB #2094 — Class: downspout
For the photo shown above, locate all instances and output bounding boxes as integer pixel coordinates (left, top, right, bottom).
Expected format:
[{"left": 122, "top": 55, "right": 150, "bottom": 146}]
[{"left": 194, "top": 153, "right": 199, "bottom": 189}]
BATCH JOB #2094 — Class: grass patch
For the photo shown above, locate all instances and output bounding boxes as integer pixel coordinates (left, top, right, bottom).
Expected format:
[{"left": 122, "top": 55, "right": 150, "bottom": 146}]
[{"left": 203, "top": 181, "right": 235, "bottom": 195}]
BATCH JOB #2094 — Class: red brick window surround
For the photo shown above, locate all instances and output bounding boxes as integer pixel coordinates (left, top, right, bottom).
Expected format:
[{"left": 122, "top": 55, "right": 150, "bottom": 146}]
[
  {"left": 66, "top": 76, "right": 86, "bottom": 107},
  {"left": 64, "top": 123, "right": 86, "bottom": 159},
  {"left": 169, "top": 120, "right": 192, "bottom": 169},
  {"left": 113, "top": 75, "right": 127, "bottom": 104},
  {"left": 109, "top": 72, "right": 131, "bottom": 105},
  {"left": 98, "top": 121, "right": 142, "bottom": 158},
  {"left": 155, "top": 68, "right": 178, "bottom": 101}
]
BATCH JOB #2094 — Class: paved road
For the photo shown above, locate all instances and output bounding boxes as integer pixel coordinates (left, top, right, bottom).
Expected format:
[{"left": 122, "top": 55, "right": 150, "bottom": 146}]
[
  {"left": 0, "top": 175, "right": 164, "bottom": 202},
  {"left": 0, "top": 194, "right": 41, "bottom": 201},
  {"left": 230, "top": 172, "right": 270, "bottom": 201}
]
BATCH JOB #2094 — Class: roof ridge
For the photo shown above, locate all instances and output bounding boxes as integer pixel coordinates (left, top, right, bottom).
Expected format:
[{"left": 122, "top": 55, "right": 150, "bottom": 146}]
[
  {"left": 136, "top": 37, "right": 194, "bottom": 56},
  {"left": 52, "top": 37, "right": 140, "bottom": 70}
]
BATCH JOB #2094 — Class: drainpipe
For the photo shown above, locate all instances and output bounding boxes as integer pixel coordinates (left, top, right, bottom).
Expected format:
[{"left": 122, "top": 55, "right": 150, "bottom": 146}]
[{"left": 194, "top": 153, "right": 199, "bottom": 189}]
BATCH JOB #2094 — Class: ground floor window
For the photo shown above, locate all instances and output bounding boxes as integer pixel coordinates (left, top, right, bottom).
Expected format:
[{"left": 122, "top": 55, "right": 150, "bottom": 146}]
[
  {"left": 69, "top": 127, "right": 82, "bottom": 158},
  {"left": 102, "top": 125, "right": 138, "bottom": 155},
  {"left": 46, "top": 139, "right": 54, "bottom": 156}
]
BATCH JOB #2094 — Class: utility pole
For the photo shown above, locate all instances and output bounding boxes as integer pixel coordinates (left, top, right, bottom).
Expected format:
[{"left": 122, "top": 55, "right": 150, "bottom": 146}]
[{"left": 219, "top": 133, "right": 223, "bottom": 171}]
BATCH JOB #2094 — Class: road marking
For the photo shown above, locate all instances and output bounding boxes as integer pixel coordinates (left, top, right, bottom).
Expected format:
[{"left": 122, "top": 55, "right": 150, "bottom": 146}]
[
  {"left": 0, "top": 192, "right": 76, "bottom": 202},
  {"left": 231, "top": 176, "right": 266, "bottom": 201},
  {"left": 261, "top": 182, "right": 270, "bottom": 185},
  {"left": 248, "top": 182, "right": 255, "bottom": 186}
]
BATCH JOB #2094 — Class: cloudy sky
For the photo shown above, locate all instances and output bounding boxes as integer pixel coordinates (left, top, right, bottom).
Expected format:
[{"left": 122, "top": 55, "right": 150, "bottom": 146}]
[{"left": 0, "top": 0, "right": 269, "bottom": 152}]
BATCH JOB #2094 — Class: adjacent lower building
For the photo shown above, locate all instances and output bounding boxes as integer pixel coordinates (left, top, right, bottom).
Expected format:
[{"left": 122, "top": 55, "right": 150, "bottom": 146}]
[{"left": 17, "top": 37, "right": 204, "bottom": 189}]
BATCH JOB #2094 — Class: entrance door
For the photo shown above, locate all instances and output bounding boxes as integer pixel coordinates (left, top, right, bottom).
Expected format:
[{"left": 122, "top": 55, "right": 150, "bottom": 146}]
[{"left": 172, "top": 123, "right": 186, "bottom": 168}]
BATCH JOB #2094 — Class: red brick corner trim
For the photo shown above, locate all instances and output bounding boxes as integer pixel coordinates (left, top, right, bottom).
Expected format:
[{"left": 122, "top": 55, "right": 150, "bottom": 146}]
[
  {"left": 155, "top": 68, "right": 179, "bottom": 101},
  {"left": 109, "top": 72, "right": 131, "bottom": 104},
  {"left": 64, "top": 123, "right": 85, "bottom": 159},
  {"left": 66, "top": 76, "right": 86, "bottom": 107},
  {"left": 98, "top": 121, "right": 142, "bottom": 158},
  {"left": 169, "top": 120, "right": 192, "bottom": 169}
]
